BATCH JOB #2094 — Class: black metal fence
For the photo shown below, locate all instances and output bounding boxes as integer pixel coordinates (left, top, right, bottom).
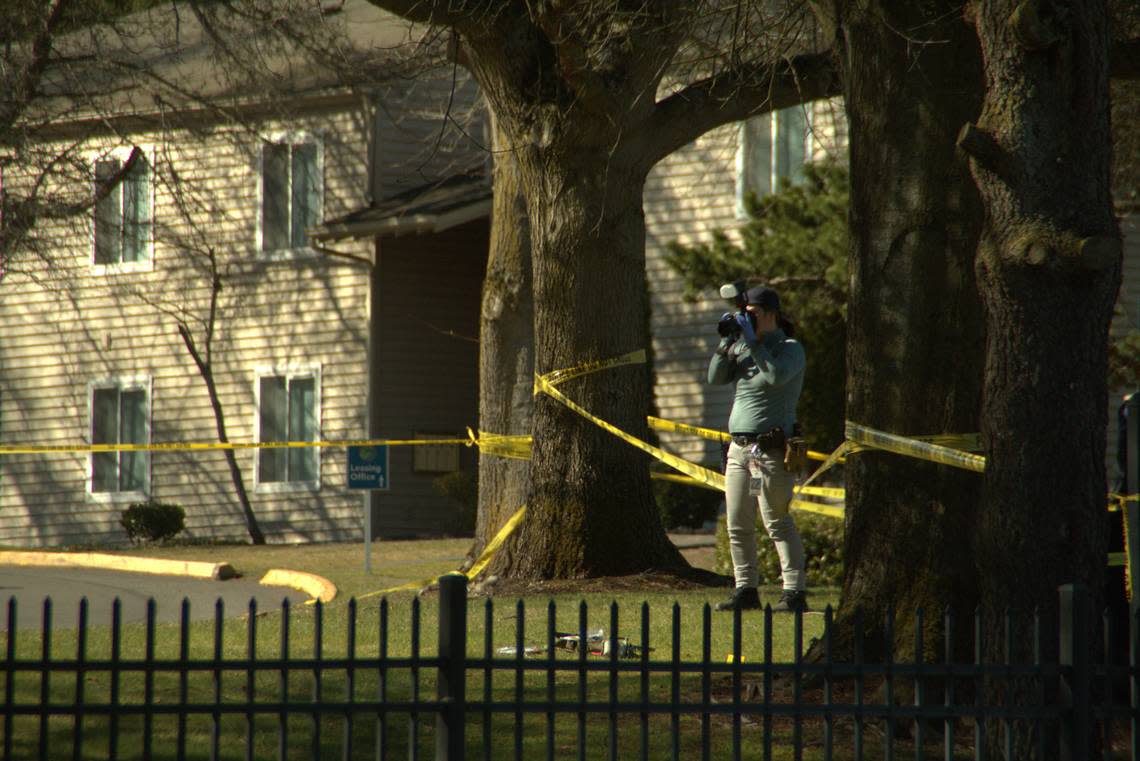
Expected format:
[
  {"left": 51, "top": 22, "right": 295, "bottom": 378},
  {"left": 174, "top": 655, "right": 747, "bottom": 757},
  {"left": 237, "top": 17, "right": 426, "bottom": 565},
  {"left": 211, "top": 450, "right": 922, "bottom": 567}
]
[{"left": 0, "top": 576, "right": 1133, "bottom": 761}]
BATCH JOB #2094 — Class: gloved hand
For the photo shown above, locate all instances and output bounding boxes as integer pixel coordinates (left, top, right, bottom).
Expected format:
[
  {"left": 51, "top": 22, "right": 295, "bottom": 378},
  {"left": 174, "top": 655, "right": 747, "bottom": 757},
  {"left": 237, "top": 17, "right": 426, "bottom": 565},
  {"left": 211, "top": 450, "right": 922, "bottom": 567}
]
[
  {"left": 734, "top": 311, "right": 757, "bottom": 342},
  {"left": 717, "top": 312, "right": 737, "bottom": 338}
]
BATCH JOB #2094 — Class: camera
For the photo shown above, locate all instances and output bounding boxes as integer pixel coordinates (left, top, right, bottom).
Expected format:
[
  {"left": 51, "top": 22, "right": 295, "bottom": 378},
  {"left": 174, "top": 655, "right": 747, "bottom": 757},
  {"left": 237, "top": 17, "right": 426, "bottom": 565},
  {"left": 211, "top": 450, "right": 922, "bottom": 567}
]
[
  {"left": 717, "top": 280, "right": 756, "bottom": 339},
  {"left": 718, "top": 313, "right": 741, "bottom": 338}
]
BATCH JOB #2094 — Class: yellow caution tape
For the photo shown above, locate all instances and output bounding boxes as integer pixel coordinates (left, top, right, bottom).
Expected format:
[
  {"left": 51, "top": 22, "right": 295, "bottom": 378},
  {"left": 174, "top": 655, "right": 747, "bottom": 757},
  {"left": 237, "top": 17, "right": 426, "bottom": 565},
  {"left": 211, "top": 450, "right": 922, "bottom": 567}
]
[
  {"left": 646, "top": 415, "right": 835, "bottom": 463},
  {"left": 845, "top": 422, "right": 986, "bottom": 473},
  {"left": 652, "top": 471, "right": 845, "bottom": 501},
  {"left": 347, "top": 577, "right": 425, "bottom": 600},
  {"left": 535, "top": 373, "right": 727, "bottom": 491},
  {"left": 1108, "top": 493, "right": 1140, "bottom": 512},
  {"left": 0, "top": 437, "right": 471, "bottom": 455},
  {"left": 648, "top": 416, "right": 730, "bottom": 443},
  {"left": 798, "top": 485, "right": 844, "bottom": 500},
  {"left": 651, "top": 471, "right": 721, "bottom": 491},
  {"left": 843, "top": 433, "right": 982, "bottom": 455},
  {"left": 15, "top": 346, "right": 1138, "bottom": 579},
  {"left": 789, "top": 500, "right": 845, "bottom": 519},
  {"left": 1113, "top": 494, "right": 1140, "bottom": 592},
  {"left": 537, "top": 349, "right": 647, "bottom": 389},
  {"left": 465, "top": 505, "right": 527, "bottom": 579},
  {"left": 535, "top": 351, "right": 853, "bottom": 519},
  {"left": 353, "top": 505, "right": 529, "bottom": 601},
  {"left": 1123, "top": 509, "right": 1133, "bottom": 602},
  {"left": 466, "top": 428, "right": 533, "bottom": 460},
  {"left": 912, "top": 433, "right": 983, "bottom": 452},
  {"left": 801, "top": 441, "right": 852, "bottom": 490}
]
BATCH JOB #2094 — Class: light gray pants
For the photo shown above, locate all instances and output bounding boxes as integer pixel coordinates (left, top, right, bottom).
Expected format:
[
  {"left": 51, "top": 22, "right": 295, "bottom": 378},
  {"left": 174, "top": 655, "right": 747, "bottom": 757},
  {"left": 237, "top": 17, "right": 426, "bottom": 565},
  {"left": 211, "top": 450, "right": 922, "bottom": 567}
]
[{"left": 724, "top": 441, "right": 805, "bottom": 591}]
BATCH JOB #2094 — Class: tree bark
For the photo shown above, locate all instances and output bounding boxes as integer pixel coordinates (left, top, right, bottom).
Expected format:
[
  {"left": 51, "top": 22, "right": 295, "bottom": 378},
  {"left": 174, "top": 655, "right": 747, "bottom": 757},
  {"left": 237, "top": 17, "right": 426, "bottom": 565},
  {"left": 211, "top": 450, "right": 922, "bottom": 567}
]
[
  {"left": 830, "top": 0, "right": 987, "bottom": 659},
  {"left": 965, "top": 2, "right": 1118, "bottom": 754},
  {"left": 472, "top": 115, "right": 533, "bottom": 563},
  {"left": 496, "top": 151, "right": 685, "bottom": 578}
]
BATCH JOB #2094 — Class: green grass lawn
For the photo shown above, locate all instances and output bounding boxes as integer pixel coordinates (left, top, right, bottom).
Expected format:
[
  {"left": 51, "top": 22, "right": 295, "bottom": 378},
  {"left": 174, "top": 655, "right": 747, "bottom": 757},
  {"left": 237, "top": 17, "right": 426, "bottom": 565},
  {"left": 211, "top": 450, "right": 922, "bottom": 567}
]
[{"left": 1, "top": 540, "right": 858, "bottom": 759}]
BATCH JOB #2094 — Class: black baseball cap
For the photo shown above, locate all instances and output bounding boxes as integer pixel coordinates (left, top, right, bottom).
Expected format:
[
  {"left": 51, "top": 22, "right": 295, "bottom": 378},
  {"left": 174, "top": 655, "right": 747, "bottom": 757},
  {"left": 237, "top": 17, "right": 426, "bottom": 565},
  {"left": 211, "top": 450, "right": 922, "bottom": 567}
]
[{"left": 745, "top": 286, "right": 781, "bottom": 312}]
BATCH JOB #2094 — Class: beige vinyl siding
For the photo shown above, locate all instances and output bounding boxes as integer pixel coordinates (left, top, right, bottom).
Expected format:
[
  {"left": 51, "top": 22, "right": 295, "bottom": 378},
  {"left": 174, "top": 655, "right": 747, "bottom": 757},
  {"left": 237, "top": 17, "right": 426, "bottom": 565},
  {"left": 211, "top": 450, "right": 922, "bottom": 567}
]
[
  {"left": 372, "top": 71, "right": 487, "bottom": 200},
  {"left": 0, "top": 105, "right": 375, "bottom": 546},
  {"left": 809, "top": 98, "right": 848, "bottom": 164}
]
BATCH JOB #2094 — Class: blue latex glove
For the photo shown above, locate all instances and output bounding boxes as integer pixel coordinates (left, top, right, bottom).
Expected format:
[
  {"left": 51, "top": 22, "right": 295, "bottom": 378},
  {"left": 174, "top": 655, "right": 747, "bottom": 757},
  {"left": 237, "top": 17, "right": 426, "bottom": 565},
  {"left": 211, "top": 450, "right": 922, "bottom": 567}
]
[{"left": 734, "top": 311, "right": 757, "bottom": 342}]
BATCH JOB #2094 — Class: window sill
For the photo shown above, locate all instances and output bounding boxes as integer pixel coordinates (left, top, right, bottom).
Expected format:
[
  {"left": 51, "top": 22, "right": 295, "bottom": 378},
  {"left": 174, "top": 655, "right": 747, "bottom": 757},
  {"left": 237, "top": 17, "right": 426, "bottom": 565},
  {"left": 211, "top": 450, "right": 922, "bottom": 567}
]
[
  {"left": 257, "top": 246, "right": 320, "bottom": 262},
  {"left": 87, "top": 489, "right": 149, "bottom": 504},
  {"left": 92, "top": 260, "right": 154, "bottom": 275},
  {"left": 254, "top": 480, "right": 322, "bottom": 495}
]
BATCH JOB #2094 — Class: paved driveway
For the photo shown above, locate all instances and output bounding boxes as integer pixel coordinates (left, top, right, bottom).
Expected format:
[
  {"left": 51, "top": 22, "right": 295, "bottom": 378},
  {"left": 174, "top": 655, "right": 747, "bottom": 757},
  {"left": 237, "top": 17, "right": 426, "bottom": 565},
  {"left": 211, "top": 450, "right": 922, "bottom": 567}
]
[{"left": 0, "top": 566, "right": 308, "bottom": 631}]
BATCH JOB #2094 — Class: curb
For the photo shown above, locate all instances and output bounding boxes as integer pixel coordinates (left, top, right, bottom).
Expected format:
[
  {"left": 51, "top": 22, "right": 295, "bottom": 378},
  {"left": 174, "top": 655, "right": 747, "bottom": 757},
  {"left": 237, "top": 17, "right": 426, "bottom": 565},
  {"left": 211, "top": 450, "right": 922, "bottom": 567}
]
[
  {"left": 0, "top": 550, "right": 235, "bottom": 580},
  {"left": 259, "top": 569, "right": 337, "bottom": 603}
]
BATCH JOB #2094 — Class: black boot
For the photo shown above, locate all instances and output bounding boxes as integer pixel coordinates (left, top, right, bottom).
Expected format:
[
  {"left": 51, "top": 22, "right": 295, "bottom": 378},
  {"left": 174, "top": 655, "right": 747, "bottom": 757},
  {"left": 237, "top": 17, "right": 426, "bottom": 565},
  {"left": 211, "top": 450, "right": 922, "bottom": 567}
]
[
  {"left": 714, "top": 587, "right": 761, "bottom": 611},
  {"left": 772, "top": 589, "right": 808, "bottom": 613}
]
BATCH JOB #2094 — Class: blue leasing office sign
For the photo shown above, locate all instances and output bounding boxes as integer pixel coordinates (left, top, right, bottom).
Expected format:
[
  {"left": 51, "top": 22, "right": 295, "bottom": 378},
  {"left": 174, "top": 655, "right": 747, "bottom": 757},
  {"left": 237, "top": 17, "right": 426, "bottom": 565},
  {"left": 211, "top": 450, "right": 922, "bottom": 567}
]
[{"left": 347, "top": 445, "right": 390, "bottom": 490}]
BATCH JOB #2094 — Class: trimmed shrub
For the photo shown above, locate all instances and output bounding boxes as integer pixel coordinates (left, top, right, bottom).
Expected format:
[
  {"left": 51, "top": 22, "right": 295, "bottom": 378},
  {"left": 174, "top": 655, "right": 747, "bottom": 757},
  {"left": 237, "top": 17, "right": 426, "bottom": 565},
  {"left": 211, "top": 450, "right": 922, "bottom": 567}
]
[
  {"left": 653, "top": 478, "right": 722, "bottom": 530},
  {"left": 714, "top": 509, "right": 843, "bottom": 587},
  {"left": 432, "top": 469, "right": 478, "bottom": 536},
  {"left": 120, "top": 500, "right": 186, "bottom": 544}
]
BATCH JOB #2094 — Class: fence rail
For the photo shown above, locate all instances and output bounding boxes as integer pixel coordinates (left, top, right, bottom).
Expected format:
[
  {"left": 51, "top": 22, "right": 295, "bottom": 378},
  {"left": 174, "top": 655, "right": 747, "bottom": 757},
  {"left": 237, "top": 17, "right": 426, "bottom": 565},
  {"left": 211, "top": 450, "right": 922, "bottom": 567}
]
[{"left": 1, "top": 578, "right": 1134, "bottom": 761}]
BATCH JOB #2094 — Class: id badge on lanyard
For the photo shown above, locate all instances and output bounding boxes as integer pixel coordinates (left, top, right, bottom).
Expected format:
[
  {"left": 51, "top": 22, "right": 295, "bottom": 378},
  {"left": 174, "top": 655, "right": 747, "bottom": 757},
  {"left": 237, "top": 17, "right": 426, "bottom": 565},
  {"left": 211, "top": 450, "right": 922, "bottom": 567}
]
[{"left": 747, "top": 444, "right": 765, "bottom": 496}]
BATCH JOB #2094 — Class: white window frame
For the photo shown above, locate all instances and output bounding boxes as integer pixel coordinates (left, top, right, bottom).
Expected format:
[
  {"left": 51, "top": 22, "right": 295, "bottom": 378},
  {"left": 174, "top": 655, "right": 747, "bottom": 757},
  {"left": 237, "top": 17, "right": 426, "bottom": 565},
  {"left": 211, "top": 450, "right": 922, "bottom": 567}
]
[
  {"left": 253, "top": 364, "right": 322, "bottom": 493},
  {"left": 90, "top": 145, "right": 156, "bottom": 274},
  {"left": 735, "top": 105, "right": 814, "bottom": 220},
  {"left": 86, "top": 375, "right": 152, "bottom": 503},
  {"left": 255, "top": 131, "right": 324, "bottom": 259}
]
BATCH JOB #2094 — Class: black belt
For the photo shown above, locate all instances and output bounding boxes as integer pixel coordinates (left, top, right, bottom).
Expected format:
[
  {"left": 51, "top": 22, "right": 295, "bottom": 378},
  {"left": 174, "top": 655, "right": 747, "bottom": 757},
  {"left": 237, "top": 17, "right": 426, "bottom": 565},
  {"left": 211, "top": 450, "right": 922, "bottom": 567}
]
[{"left": 730, "top": 428, "right": 785, "bottom": 451}]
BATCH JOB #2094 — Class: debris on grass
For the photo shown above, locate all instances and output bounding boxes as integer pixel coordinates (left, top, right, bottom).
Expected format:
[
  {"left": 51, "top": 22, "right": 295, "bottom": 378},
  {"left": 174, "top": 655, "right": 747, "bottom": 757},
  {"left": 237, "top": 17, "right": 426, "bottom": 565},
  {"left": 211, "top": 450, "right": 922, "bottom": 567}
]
[{"left": 496, "top": 629, "right": 652, "bottom": 659}]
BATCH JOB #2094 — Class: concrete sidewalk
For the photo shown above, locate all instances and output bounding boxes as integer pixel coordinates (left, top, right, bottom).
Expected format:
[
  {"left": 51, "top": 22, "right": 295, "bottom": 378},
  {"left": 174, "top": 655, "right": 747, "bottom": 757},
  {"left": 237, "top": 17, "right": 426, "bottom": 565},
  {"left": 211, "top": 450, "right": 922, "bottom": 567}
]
[{"left": 667, "top": 532, "right": 716, "bottom": 549}]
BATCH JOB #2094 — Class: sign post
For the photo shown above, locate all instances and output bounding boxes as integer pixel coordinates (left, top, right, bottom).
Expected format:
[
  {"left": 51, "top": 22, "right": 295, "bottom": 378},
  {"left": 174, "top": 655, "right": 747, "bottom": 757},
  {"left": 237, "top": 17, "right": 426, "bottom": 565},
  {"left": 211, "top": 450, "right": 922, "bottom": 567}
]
[{"left": 347, "top": 445, "right": 390, "bottom": 574}]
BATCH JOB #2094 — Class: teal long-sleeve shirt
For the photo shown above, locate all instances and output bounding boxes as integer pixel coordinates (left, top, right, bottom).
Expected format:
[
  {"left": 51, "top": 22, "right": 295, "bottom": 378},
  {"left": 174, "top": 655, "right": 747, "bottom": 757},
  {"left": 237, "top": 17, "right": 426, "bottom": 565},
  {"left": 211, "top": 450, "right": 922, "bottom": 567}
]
[{"left": 707, "top": 328, "right": 805, "bottom": 435}]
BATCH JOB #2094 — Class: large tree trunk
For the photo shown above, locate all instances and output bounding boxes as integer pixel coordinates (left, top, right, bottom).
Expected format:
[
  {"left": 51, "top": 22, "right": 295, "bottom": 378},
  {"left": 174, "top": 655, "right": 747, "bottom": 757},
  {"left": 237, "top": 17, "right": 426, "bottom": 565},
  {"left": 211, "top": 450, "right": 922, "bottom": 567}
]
[
  {"left": 490, "top": 151, "right": 685, "bottom": 578},
  {"left": 472, "top": 116, "right": 533, "bottom": 562},
  {"left": 450, "top": 5, "right": 693, "bottom": 579},
  {"left": 832, "top": 0, "right": 986, "bottom": 659},
  {"left": 964, "top": 2, "right": 1118, "bottom": 755}
]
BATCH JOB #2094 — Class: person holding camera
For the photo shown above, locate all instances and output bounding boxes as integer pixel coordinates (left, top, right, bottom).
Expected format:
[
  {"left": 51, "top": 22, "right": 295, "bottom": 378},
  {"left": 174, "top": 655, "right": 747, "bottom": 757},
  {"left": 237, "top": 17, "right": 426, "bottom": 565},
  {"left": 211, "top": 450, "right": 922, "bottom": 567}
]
[{"left": 708, "top": 283, "right": 808, "bottom": 613}]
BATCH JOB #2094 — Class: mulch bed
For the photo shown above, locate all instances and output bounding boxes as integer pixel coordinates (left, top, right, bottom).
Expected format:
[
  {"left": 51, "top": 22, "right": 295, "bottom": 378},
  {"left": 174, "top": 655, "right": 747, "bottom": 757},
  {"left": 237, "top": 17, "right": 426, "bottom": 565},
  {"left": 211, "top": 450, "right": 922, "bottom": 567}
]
[{"left": 472, "top": 566, "right": 732, "bottom": 597}]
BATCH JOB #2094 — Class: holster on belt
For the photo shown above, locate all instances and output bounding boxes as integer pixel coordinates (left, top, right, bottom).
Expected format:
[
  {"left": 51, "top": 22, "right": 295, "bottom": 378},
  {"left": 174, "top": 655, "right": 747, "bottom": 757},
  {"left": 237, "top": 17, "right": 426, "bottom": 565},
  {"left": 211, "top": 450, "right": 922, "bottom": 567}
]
[{"left": 784, "top": 436, "right": 809, "bottom": 473}]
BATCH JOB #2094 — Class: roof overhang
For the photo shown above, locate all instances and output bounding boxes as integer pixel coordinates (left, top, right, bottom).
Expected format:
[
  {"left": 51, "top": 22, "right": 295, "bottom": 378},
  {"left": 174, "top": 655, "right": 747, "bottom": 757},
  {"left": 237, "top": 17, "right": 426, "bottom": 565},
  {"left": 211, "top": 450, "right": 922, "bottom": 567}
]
[{"left": 311, "top": 170, "right": 492, "bottom": 242}]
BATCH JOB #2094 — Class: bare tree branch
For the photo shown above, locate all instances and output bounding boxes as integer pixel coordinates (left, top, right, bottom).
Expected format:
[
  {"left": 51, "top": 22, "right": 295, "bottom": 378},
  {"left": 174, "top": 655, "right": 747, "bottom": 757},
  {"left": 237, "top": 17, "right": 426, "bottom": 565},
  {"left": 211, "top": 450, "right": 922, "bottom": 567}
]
[
  {"left": 0, "top": 0, "right": 70, "bottom": 133},
  {"left": 642, "top": 49, "right": 841, "bottom": 166}
]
